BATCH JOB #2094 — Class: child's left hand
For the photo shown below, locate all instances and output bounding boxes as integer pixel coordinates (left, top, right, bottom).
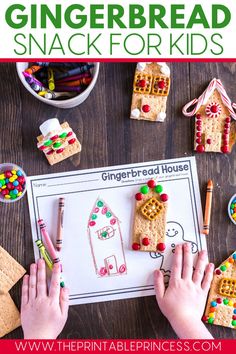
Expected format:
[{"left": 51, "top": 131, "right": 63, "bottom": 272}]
[{"left": 21, "top": 259, "right": 69, "bottom": 339}]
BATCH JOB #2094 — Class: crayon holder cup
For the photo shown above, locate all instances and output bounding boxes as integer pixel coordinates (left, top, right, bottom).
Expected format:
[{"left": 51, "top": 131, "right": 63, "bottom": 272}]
[
  {"left": 0, "top": 163, "right": 27, "bottom": 203},
  {"left": 16, "top": 62, "right": 100, "bottom": 109},
  {"left": 228, "top": 194, "right": 236, "bottom": 225}
]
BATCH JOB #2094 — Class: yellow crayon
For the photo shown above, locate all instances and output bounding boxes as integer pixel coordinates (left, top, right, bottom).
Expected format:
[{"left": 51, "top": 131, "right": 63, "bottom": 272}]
[
  {"left": 48, "top": 68, "right": 55, "bottom": 91},
  {"left": 38, "top": 91, "right": 48, "bottom": 97},
  {"left": 35, "top": 239, "right": 53, "bottom": 270}
]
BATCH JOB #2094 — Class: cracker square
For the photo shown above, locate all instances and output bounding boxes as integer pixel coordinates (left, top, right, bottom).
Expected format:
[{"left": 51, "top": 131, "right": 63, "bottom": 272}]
[
  {"left": 0, "top": 293, "right": 21, "bottom": 338},
  {"left": 37, "top": 122, "right": 82, "bottom": 166},
  {"left": 0, "top": 246, "right": 26, "bottom": 294}
]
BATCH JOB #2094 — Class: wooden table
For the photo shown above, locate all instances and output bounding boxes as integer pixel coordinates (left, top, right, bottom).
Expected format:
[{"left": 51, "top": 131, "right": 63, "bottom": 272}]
[{"left": 0, "top": 62, "right": 236, "bottom": 339}]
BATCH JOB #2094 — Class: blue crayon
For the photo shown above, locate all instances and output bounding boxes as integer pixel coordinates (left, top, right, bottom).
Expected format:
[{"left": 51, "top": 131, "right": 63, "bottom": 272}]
[
  {"left": 54, "top": 64, "right": 94, "bottom": 80},
  {"left": 30, "top": 83, "right": 48, "bottom": 92}
]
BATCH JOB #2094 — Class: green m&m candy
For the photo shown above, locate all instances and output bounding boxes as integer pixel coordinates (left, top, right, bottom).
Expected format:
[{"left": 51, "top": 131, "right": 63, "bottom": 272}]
[
  {"left": 59, "top": 132, "right": 67, "bottom": 139},
  {"left": 155, "top": 185, "right": 163, "bottom": 194},
  {"left": 140, "top": 185, "right": 149, "bottom": 194}
]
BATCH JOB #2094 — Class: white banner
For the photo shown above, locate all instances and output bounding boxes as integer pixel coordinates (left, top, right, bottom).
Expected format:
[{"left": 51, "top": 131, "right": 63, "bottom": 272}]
[{"left": 0, "top": 0, "right": 235, "bottom": 59}]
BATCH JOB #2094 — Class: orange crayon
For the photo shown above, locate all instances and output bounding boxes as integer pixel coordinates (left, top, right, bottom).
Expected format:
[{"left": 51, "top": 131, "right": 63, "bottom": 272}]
[
  {"left": 25, "top": 65, "right": 42, "bottom": 75},
  {"left": 56, "top": 198, "right": 65, "bottom": 251},
  {"left": 203, "top": 180, "right": 213, "bottom": 235}
]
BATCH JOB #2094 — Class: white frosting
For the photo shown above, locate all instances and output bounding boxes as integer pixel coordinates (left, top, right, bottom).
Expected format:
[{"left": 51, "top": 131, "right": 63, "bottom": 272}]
[
  {"left": 156, "top": 112, "right": 166, "bottom": 122},
  {"left": 160, "top": 65, "right": 170, "bottom": 76},
  {"left": 137, "top": 62, "right": 146, "bottom": 71},
  {"left": 39, "top": 118, "right": 61, "bottom": 136},
  {"left": 131, "top": 108, "right": 140, "bottom": 119}
]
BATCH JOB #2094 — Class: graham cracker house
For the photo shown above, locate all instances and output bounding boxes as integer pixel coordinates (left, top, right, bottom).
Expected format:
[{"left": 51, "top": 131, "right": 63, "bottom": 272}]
[
  {"left": 130, "top": 62, "right": 170, "bottom": 122},
  {"left": 204, "top": 251, "right": 236, "bottom": 329},
  {"left": 182, "top": 78, "right": 236, "bottom": 153},
  {"left": 132, "top": 179, "right": 168, "bottom": 252}
]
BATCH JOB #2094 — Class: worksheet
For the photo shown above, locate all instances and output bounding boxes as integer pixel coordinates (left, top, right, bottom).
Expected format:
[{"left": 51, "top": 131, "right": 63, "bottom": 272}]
[{"left": 27, "top": 157, "right": 207, "bottom": 305}]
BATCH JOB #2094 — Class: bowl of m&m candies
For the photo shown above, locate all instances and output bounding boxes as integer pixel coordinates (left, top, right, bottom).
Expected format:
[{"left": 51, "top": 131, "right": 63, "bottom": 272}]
[
  {"left": 228, "top": 194, "right": 236, "bottom": 225},
  {"left": 0, "top": 163, "right": 27, "bottom": 203}
]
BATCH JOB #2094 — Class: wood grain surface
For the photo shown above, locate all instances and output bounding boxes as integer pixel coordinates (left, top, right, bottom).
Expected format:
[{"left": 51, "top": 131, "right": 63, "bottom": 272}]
[{"left": 0, "top": 62, "right": 236, "bottom": 339}]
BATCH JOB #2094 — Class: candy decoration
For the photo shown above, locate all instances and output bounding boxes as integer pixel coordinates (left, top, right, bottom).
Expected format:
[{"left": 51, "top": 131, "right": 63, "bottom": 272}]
[
  {"left": 132, "top": 243, "right": 141, "bottom": 251},
  {"left": 142, "top": 104, "right": 151, "bottom": 113},
  {"left": 135, "top": 193, "right": 143, "bottom": 201},
  {"left": 142, "top": 237, "right": 150, "bottom": 246},
  {"left": 147, "top": 180, "right": 156, "bottom": 188},
  {"left": 140, "top": 185, "right": 149, "bottom": 194},
  {"left": 157, "top": 243, "right": 166, "bottom": 252},
  {"left": 182, "top": 78, "right": 236, "bottom": 120},
  {"left": 215, "top": 269, "right": 221, "bottom": 275},
  {"left": 205, "top": 102, "right": 222, "bottom": 118},
  {"left": 139, "top": 79, "right": 146, "bottom": 87},
  {"left": 155, "top": 185, "right": 163, "bottom": 194},
  {"left": 160, "top": 194, "right": 168, "bottom": 202},
  {"left": 0, "top": 167, "right": 26, "bottom": 201},
  {"left": 196, "top": 144, "right": 205, "bottom": 153}
]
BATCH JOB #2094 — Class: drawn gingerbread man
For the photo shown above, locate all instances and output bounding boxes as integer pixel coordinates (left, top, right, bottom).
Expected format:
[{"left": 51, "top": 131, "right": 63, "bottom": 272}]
[{"left": 150, "top": 221, "right": 198, "bottom": 283}]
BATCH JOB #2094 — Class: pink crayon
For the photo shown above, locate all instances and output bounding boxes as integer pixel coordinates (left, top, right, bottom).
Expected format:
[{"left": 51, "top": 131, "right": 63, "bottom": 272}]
[
  {"left": 54, "top": 85, "right": 84, "bottom": 93},
  {"left": 38, "top": 219, "right": 60, "bottom": 264}
]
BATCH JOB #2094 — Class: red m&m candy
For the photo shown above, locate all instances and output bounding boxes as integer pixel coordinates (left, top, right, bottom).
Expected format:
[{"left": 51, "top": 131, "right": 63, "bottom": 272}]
[
  {"left": 142, "top": 105, "right": 151, "bottom": 113},
  {"left": 147, "top": 180, "right": 156, "bottom": 188}
]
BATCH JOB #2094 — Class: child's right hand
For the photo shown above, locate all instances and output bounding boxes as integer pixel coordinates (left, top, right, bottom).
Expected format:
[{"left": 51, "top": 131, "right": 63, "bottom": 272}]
[
  {"left": 21, "top": 259, "right": 69, "bottom": 339},
  {"left": 154, "top": 243, "right": 214, "bottom": 339}
]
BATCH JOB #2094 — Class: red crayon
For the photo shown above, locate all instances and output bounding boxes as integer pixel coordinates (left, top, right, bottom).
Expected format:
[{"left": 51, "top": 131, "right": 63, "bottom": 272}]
[
  {"left": 56, "top": 77, "right": 92, "bottom": 87},
  {"left": 38, "top": 219, "right": 60, "bottom": 264}
]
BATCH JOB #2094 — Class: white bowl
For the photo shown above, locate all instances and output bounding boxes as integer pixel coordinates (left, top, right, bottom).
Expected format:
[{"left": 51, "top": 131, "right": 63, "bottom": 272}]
[
  {"left": 16, "top": 62, "right": 100, "bottom": 109},
  {"left": 228, "top": 194, "right": 236, "bottom": 225},
  {"left": 0, "top": 163, "right": 27, "bottom": 203}
]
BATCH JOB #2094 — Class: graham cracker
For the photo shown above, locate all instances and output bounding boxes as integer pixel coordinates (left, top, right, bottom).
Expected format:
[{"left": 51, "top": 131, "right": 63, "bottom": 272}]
[
  {"left": 0, "top": 293, "right": 21, "bottom": 337},
  {"left": 130, "top": 62, "right": 170, "bottom": 123},
  {"left": 204, "top": 251, "right": 236, "bottom": 329},
  {"left": 132, "top": 187, "right": 168, "bottom": 252},
  {"left": 0, "top": 246, "right": 26, "bottom": 294},
  {"left": 131, "top": 93, "right": 167, "bottom": 122},
  {"left": 37, "top": 122, "right": 82, "bottom": 166}
]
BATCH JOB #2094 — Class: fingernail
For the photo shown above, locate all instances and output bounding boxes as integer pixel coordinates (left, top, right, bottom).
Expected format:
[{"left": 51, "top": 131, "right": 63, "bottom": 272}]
[
  {"left": 38, "top": 258, "right": 45, "bottom": 266},
  {"left": 209, "top": 263, "right": 215, "bottom": 269}
]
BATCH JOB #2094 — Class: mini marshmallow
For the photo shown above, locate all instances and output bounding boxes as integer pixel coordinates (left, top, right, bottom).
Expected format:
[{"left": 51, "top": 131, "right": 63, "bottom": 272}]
[
  {"left": 131, "top": 108, "right": 141, "bottom": 119},
  {"left": 137, "top": 63, "right": 146, "bottom": 72},
  {"left": 157, "top": 112, "right": 166, "bottom": 122}
]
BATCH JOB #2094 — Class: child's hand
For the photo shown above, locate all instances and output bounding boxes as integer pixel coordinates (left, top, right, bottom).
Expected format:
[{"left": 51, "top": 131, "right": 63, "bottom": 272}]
[
  {"left": 154, "top": 243, "right": 214, "bottom": 339},
  {"left": 21, "top": 259, "right": 69, "bottom": 339}
]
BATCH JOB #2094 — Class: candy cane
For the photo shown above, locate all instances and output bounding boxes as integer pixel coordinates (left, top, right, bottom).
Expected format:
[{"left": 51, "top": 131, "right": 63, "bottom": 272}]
[{"left": 182, "top": 78, "right": 236, "bottom": 120}]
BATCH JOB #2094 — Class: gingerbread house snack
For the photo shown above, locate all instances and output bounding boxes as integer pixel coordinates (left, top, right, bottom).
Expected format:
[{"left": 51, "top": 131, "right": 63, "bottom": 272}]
[
  {"left": 132, "top": 179, "right": 168, "bottom": 252},
  {"left": 130, "top": 62, "right": 171, "bottom": 122},
  {"left": 0, "top": 246, "right": 26, "bottom": 337},
  {"left": 37, "top": 118, "right": 82, "bottom": 165},
  {"left": 182, "top": 78, "right": 236, "bottom": 153},
  {"left": 203, "top": 251, "right": 236, "bottom": 329}
]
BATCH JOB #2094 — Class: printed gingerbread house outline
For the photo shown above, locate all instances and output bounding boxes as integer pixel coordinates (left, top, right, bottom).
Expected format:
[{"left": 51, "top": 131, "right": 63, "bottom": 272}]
[
  {"left": 130, "top": 62, "right": 171, "bottom": 122},
  {"left": 182, "top": 78, "right": 236, "bottom": 153},
  {"left": 132, "top": 179, "right": 168, "bottom": 252},
  {"left": 203, "top": 251, "right": 236, "bottom": 329},
  {"left": 87, "top": 198, "right": 127, "bottom": 278}
]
